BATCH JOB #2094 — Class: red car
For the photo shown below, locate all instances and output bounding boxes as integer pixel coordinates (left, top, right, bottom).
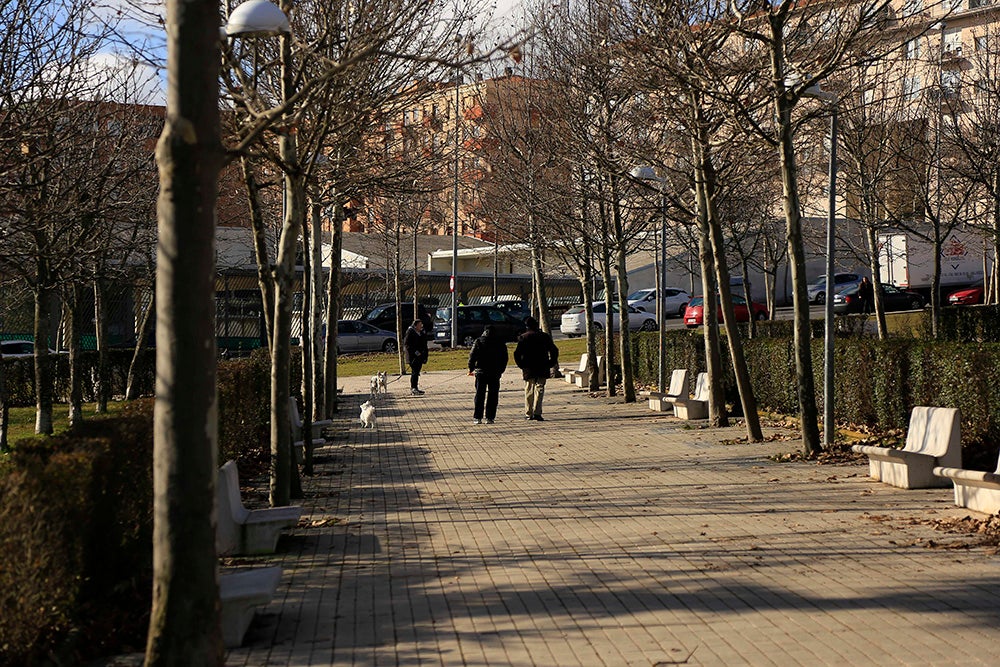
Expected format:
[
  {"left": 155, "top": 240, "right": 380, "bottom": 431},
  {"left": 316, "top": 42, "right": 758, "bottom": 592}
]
[
  {"left": 948, "top": 286, "right": 984, "bottom": 305},
  {"left": 684, "top": 295, "right": 769, "bottom": 327}
]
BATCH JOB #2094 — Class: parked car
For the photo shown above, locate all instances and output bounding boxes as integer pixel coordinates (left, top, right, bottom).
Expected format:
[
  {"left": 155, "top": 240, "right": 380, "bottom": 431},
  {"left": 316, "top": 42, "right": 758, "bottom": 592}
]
[
  {"left": 484, "top": 299, "right": 531, "bottom": 322},
  {"left": 559, "top": 302, "right": 658, "bottom": 337},
  {"left": 948, "top": 285, "right": 985, "bottom": 306},
  {"left": 807, "top": 273, "right": 864, "bottom": 304},
  {"left": 832, "top": 283, "right": 925, "bottom": 314},
  {"left": 363, "top": 302, "right": 434, "bottom": 334},
  {"left": 336, "top": 320, "right": 398, "bottom": 354},
  {"left": 627, "top": 287, "right": 691, "bottom": 318},
  {"left": 434, "top": 305, "right": 527, "bottom": 347},
  {"left": 1, "top": 339, "right": 38, "bottom": 359},
  {"left": 0, "top": 339, "right": 59, "bottom": 359},
  {"left": 683, "top": 295, "right": 769, "bottom": 328}
]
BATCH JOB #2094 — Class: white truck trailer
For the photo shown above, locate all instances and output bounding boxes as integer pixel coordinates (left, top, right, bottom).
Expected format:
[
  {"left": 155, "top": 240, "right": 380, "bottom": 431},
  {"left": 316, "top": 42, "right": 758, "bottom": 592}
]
[{"left": 877, "top": 230, "right": 985, "bottom": 290}]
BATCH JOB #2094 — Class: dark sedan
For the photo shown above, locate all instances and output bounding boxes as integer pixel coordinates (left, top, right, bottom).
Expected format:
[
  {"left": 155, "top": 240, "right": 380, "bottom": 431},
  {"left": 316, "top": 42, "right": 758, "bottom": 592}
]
[
  {"left": 833, "top": 283, "right": 925, "bottom": 314},
  {"left": 434, "top": 305, "right": 527, "bottom": 347}
]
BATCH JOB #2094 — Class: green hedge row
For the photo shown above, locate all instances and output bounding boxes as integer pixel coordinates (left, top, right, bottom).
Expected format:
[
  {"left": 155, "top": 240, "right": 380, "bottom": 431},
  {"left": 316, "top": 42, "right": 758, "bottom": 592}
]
[
  {"left": 0, "top": 348, "right": 287, "bottom": 663},
  {"left": 631, "top": 329, "right": 1000, "bottom": 466},
  {"left": 1, "top": 349, "right": 156, "bottom": 407},
  {"left": 0, "top": 402, "right": 155, "bottom": 665}
]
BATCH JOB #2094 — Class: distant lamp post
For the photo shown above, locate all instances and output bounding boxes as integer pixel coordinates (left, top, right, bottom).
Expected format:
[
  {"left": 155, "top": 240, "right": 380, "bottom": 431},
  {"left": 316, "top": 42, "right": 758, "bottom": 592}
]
[
  {"left": 803, "top": 82, "right": 838, "bottom": 448},
  {"left": 630, "top": 165, "right": 668, "bottom": 394}
]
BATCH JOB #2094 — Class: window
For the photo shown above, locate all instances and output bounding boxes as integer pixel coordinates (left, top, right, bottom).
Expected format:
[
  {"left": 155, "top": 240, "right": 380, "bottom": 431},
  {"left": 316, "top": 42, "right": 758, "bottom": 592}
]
[
  {"left": 903, "top": 76, "right": 922, "bottom": 100},
  {"left": 944, "top": 29, "right": 962, "bottom": 54},
  {"left": 941, "top": 69, "right": 961, "bottom": 97},
  {"left": 905, "top": 39, "right": 921, "bottom": 60},
  {"left": 976, "top": 36, "right": 989, "bottom": 51}
]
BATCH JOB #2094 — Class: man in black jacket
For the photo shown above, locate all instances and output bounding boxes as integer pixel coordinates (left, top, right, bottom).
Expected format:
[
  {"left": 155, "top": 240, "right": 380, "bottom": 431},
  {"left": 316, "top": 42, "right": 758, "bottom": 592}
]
[
  {"left": 513, "top": 316, "right": 559, "bottom": 421},
  {"left": 403, "top": 319, "right": 428, "bottom": 395},
  {"left": 467, "top": 325, "right": 509, "bottom": 424}
]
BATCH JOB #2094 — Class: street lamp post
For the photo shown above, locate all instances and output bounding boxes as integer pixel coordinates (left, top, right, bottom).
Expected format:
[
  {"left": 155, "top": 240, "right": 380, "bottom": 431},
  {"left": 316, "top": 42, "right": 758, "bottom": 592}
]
[
  {"left": 630, "top": 165, "right": 668, "bottom": 394},
  {"left": 804, "top": 83, "right": 838, "bottom": 448},
  {"left": 451, "top": 47, "right": 462, "bottom": 347}
]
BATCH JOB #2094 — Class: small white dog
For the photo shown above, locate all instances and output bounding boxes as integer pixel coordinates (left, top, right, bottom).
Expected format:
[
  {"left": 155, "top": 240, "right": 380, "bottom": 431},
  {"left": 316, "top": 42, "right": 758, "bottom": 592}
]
[
  {"left": 359, "top": 400, "right": 376, "bottom": 429},
  {"left": 377, "top": 370, "right": 388, "bottom": 393},
  {"left": 370, "top": 374, "right": 380, "bottom": 396}
]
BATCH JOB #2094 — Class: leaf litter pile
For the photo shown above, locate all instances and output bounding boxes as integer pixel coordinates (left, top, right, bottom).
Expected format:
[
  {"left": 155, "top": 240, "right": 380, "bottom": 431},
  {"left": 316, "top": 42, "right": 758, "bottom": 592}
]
[{"left": 867, "top": 513, "right": 1000, "bottom": 553}]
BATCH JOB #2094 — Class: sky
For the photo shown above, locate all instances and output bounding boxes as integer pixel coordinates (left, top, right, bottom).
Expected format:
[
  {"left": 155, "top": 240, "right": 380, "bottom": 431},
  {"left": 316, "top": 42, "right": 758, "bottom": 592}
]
[{"left": 93, "top": 0, "right": 532, "bottom": 106}]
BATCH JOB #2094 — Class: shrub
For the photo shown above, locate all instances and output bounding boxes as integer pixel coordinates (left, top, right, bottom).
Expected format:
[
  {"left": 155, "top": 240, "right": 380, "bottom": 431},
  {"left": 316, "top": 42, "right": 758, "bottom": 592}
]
[{"left": 0, "top": 401, "right": 155, "bottom": 665}]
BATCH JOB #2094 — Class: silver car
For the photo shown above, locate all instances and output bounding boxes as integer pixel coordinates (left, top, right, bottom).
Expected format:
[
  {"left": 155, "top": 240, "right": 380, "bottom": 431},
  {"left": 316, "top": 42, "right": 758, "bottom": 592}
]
[
  {"left": 560, "top": 302, "right": 657, "bottom": 337},
  {"left": 336, "top": 320, "right": 398, "bottom": 354},
  {"left": 627, "top": 287, "right": 691, "bottom": 318}
]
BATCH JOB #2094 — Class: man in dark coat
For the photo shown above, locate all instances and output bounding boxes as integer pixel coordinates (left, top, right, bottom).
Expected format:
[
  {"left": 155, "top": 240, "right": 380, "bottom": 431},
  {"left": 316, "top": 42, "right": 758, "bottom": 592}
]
[
  {"left": 513, "top": 316, "right": 559, "bottom": 421},
  {"left": 467, "top": 325, "right": 509, "bottom": 424},
  {"left": 857, "top": 277, "right": 874, "bottom": 314},
  {"left": 403, "top": 319, "right": 428, "bottom": 395}
]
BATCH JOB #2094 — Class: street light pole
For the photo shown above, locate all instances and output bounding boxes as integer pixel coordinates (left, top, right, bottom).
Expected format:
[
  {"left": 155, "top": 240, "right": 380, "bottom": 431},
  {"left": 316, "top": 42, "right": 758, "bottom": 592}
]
[
  {"left": 803, "top": 81, "right": 838, "bottom": 448},
  {"left": 451, "top": 61, "right": 460, "bottom": 346},
  {"left": 823, "top": 106, "right": 838, "bottom": 448}
]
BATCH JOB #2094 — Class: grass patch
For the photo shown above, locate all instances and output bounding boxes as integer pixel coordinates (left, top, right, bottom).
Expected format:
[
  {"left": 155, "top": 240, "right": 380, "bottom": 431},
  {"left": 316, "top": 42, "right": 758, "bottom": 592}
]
[
  {"left": 337, "top": 336, "right": 590, "bottom": 378},
  {"left": 5, "top": 402, "right": 129, "bottom": 445}
]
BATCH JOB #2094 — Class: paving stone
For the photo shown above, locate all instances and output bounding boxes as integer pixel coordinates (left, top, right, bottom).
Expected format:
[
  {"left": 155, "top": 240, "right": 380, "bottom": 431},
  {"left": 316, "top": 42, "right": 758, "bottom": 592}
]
[{"left": 225, "top": 368, "right": 1000, "bottom": 666}]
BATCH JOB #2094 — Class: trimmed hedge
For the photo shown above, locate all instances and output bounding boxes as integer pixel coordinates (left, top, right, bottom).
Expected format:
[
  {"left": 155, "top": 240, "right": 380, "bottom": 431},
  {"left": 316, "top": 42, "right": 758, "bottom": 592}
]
[
  {"left": 0, "top": 349, "right": 278, "bottom": 663},
  {"left": 631, "top": 329, "right": 1000, "bottom": 468},
  {"left": 1, "top": 349, "right": 156, "bottom": 407},
  {"left": 0, "top": 401, "right": 155, "bottom": 665}
]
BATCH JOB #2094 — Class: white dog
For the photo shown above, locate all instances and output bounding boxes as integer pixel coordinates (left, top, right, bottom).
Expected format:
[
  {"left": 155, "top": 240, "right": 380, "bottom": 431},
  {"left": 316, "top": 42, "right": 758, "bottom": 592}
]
[
  {"left": 377, "top": 370, "right": 388, "bottom": 393},
  {"left": 359, "top": 400, "right": 376, "bottom": 429},
  {"left": 370, "top": 374, "right": 380, "bottom": 396}
]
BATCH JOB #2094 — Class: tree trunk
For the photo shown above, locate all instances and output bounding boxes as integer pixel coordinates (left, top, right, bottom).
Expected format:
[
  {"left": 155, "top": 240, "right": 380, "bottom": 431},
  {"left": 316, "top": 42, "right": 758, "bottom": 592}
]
[
  {"left": 776, "top": 104, "right": 822, "bottom": 455},
  {"left": 324, "top": 202, "right": 343, "bottom": 416},
  {"left": 310, "top": 201, "right": 324, "bottom": 420},
  {"left": 240, "top": 155, "right": 276, "bottom": 353},
  {"left": 301, "top": 201, "right": 315, "bottom": 476},
  {"left": 94, "top": 278, "right": 109, "bottom": 413},
  {"left": 144, "top": 0, "right": 224, "bottom": 658},
  {"left": 698, "top": 140, "right": 762, "bottom": 441},
  {"left": 67, "top": 284, "right": 85, "bottom": 428},
  {"left": 598, "top": 206, "right": 616, "bottom": 396},
  {"left": 33, "top": 275, "right": 54, "bottom": 435},
  {"left": 126, "top": 288, "right": 156, "bottom": 400},
  {"left": 610, "top": 177, "right": 635, "bottom": 403},
  {"left": 865, "top": 227, "right": 888, "bottom": 339}
]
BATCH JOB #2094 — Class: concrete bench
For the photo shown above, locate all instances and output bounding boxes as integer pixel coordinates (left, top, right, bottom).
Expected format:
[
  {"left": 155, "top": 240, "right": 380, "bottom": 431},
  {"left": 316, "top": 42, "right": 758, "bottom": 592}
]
[
  {"left": 673, "top": 372, "right": 709, "bottom": 420},
  {"left": 562, "top": 354, "right": 588, "bottom": 384},
  {"left": 648, "top": 369, "right": 689, "bottom": 412},
  {"left": 574, "top": 355, "right": 605, "bottom": 389},
  {"left": 216, "top": 460, "right": 302, "bottom": 556},
  {"left": 219, "top": 566, "right": 282, "bottom": 648},
  {"left": 289, "top": 397, "right": 330, "bottom": 462},
  {"left": 852, "top": 406, "right": 961, "bottom": 489},
  {"left": 934, "top": 449, "right": 1000, "bottom": 515}
]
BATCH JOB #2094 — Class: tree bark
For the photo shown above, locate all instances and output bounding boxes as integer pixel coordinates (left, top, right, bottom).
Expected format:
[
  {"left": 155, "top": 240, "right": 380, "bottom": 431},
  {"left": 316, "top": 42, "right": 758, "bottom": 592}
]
[
  {"left": 144, "top": 0, "right": 224, "bottom": 659},
  {"left": 67, "top": 283, "right": 85, "bottom": 428},
  {"left": 240, "top": 155, "right": 276, "bottom": 353},
  {"left": 697, "top": 138, "right": 762, "bottom": 441},
  {"left": 324, "top": 202, "right": 343, "bottom": 416},
  {"left": 32, "top": 273, "right": 54, "bottom": 435},
  {"left": 94, "top": 278, "right": 110, "bottom": 413},
  {"left": 126, "top": 288, "right": 156, "bottom": 400}
]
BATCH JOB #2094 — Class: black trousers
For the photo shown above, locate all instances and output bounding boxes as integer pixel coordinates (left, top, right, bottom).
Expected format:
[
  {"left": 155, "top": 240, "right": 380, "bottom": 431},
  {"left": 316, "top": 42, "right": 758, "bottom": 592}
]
[
  {"left": 410, "top": 361, "right": 423, "bottom": 389},
  {"left": 473, "top": 374, "right": 501, "bottom": 420}
]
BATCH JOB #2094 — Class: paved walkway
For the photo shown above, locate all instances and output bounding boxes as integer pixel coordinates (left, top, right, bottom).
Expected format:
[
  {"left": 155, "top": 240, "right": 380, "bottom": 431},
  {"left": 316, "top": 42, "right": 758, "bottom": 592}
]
[{"left": 227, "top": 368, "right": 1000, "bottom": 666}]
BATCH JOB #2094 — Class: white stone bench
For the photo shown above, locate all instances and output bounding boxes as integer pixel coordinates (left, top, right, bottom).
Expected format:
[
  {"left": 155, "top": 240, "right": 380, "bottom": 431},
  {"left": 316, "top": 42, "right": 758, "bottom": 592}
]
[
  {"left": 562, "top": 354, "right": 588, "bottom": 384},
  {"left": 289, "top": 397, "right": 331, "bottom": 462},
  {"left": 216, "top": 460, "right": 302, "bottom": 556},
  {"left": 852, "top": 406, "right": 961, "bottom": 489},
  {"left": 219, "top": 566, "right": 282, "bottom": 648},
  {"left": 674, "top": 372, "right": 709, "bottom": 420},
  {"left": 934, "top": 450, "right": 1000, "bottom": 515},
  {"left": 574, "top": 355, "right": 605, "bottom": 389},
  {"left": 648, "top": 369, "right": 689, "bottom": 412}
]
